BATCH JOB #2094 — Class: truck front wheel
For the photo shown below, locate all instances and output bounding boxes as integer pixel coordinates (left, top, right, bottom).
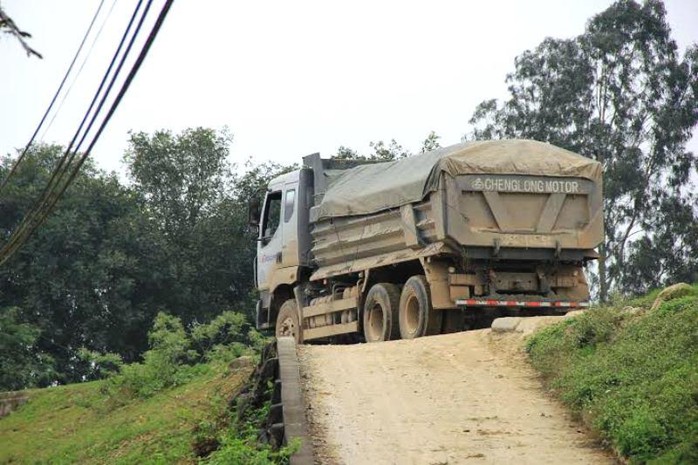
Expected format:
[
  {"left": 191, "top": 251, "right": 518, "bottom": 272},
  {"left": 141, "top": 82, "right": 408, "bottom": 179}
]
[
  {"left": 363, "top": 283, "right": 400, "bottom": 342},
  {"left": 276, "top": 299, "right": 301, "bottom": 343},
  {"left": 399, "top": 275, "right": 442, "bottom": 339}
]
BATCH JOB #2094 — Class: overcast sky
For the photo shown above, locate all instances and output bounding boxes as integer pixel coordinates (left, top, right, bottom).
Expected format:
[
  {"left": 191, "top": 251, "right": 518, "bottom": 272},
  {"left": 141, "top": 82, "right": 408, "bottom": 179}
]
[{"left": 1, "top": 0, "right": 697, "bottom": 175}]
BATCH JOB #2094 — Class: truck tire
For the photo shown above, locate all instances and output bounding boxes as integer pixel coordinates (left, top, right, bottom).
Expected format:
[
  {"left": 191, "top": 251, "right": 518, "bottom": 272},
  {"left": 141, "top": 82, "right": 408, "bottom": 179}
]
[
  {"left": 275, "top": 299, "right": 301, "bottom": 344},
  {"left": 363, "top": 283, "right": 400, "bottom": 342},
  {"left": 399, "top": 275, "right": 442, "bottom": 339}
]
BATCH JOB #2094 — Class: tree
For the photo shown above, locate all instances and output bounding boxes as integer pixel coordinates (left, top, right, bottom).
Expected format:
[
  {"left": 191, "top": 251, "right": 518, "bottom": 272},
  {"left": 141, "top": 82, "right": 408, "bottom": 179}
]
[
  {"left": 420, "top": 131, "right": 441, "bottom": 152},
  {"left": 0, "top": 308, "right": 54, "bottom": 390},
  {"left": 368, "top": 139, "right": 410, "bottom": 160},
  {"left": 123, "top": 128, "right": 256, "bottom": 325},
  {"left": 0, "top": 144, "right": 165, "bottom": 384},
  {"left": 0, "top": 2, "right": 41, "bottom": 58},
  {"left": 124, "top": 128, "right": 233, "bottom": 237},
  {"left": 333, "top": 146, "right": 363, "bottom": 160},
  {"left": 332, "top": 140, "right": 410, "bottom": 161},
  {"left": 468, "top": 0, "right": 698, "bottom": 299},
  {"left": 332, "top": 133, "right": 444, "bottom": 161}
]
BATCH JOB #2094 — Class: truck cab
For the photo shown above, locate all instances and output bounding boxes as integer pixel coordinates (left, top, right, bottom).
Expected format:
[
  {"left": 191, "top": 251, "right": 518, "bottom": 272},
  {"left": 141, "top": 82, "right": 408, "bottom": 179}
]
[{"left": 255, "top": 168, "right": 312, "bottom": 329}]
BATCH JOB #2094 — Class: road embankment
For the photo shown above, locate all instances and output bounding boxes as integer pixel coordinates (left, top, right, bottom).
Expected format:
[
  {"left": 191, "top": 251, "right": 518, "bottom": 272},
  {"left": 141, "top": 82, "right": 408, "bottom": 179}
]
[{"left": 299, "top": 322, "right": 613, "bottom": 465}]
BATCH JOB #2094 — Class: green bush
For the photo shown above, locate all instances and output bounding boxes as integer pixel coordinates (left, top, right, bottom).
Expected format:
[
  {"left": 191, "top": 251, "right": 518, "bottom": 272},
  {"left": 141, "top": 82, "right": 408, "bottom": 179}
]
[
  {"left": 202, "top": 437, "right": 298, "bottom": 465},
  {"left": 0, "top": 307, "right": 55, "bottom": 390},
  {"left": 527, "top": 285, "right": 698, "bottom": 464},
  {"left": 77, "top": 348, "right": 124, "bottom": 379},
  {"left": 104, "top": 310, "right": 266, "bottom": 401},
  {"left": 191, "top": 311, "right": 268, "bottom": 360},
  {"left": 200, "top": 385, "right": 299, "bottom": 465}
]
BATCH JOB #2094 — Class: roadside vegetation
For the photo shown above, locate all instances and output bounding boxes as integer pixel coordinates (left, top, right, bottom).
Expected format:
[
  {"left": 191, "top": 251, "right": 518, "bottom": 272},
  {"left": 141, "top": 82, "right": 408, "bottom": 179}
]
[
  {"left": 526, "top": 284, "right": 698, "bottom": 464},
  {"left": 0, "top": 312, "right": 295, "bottom": 465}
]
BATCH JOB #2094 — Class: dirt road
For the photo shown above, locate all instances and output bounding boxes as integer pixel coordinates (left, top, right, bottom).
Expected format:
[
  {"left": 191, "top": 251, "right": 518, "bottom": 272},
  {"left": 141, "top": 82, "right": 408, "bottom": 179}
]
[{"left": 298, "top": 326, "right": 613, "bottom": 465}]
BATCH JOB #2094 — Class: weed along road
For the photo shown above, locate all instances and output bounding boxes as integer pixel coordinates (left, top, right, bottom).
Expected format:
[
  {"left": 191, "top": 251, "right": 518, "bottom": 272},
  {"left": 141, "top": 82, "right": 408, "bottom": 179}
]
[{"left": 298, "top": 328, "right": 614, "bottom": 465}]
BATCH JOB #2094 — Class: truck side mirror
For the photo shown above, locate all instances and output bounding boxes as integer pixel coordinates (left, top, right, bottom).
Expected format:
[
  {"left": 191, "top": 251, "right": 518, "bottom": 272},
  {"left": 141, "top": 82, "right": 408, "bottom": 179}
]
[{"left": 248, "top": 197, "right": 261, "bottom": 228}]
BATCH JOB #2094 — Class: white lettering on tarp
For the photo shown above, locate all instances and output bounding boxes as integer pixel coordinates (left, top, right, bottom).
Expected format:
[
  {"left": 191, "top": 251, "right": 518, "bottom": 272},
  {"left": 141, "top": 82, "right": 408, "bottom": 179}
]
[{"left": 471, "top": 177, "right": 580, "bottom": 193}]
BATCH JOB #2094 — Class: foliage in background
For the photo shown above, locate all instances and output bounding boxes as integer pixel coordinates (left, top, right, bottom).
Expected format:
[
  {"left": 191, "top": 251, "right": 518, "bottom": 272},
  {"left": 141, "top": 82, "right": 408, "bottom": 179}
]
[
  {"left": 0, "top": 305, "right": 282, "bottom": 464},
  {"left": 123, "top": 128, "right": 242, "bottom": 325},
  {"left": 0, "top": 130, "right": 287, "bottom": 389},
  {"left": 103, "top": 310, "right": 265, "bottom": 402},
  {"left": 332, "top": 131, "right": 441, "bottom": 161},
  {"left": 0, "top": 307, "right": 54, "bottom": 390},
  {"left": 420, "top": 130, "right": 442, "bottom": 153},
  {"left": 467, "top": 0, "right": 698, "bottom": 300},
  {"left": 0, "top": 2, "right": 42, "bottom": 58},
  {"left": 332, "top": 130, "right": 468, "bottom": 164},
  {"left": 0, "top": 145, "right": 168, "bottom": 386},
  {"left": 526, "top": 284, "right": 698, "bottom": 464},
  {"left": 76, "top": 348, "right": 123, "bottom": 381}
]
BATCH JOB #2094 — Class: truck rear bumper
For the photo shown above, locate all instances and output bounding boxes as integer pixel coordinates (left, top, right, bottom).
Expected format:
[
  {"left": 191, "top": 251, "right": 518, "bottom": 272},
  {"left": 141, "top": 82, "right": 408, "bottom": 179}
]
[{"left": 455, "top": 299, "right": 589, "bottom": 309}]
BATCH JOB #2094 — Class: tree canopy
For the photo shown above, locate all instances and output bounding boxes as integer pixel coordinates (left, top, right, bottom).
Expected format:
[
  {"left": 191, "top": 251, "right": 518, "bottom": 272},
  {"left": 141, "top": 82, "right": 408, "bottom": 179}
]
[
  {"left": 468, "top": 0, "right": 698, "bottom": 299},
  {"left": 0, "top": 3, "right": 41, "bottom": 58},
  {"left": 0, "top": 130, "right": 290, "bottom": 389}
]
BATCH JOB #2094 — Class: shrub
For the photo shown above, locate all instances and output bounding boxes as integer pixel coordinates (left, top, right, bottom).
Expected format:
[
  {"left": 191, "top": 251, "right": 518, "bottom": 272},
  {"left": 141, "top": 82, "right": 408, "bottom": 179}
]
[
  {"left": 77, "top": 348, "right": 123, "bottom": 379},
  {"left": 105, "top": 312, "right": 201, "bottom": 400},
  {"left": 191, "top": 311, "right": 268, "bottom": 362},
  {"left": 527, "top": 285, "right": 698, "bottom": 464},
  {"left": 0, "top": 307, "right": 55, "bottom": 390}
]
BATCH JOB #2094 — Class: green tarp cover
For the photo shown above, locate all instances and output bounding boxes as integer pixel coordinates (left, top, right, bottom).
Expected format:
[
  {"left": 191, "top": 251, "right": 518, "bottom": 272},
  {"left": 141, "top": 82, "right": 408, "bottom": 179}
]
[{"left": 314, "top": 139, "right": 602, "bottom": 221}]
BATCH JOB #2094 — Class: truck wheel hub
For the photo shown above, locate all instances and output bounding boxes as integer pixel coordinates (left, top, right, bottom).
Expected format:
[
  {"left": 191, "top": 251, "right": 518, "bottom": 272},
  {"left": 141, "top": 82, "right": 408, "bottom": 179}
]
[
  {"left": 404, "top": 295, "right": 420, "bottom": 335},
  {"left": 279, "top": 317, "right": 296, "bottom": 337}
]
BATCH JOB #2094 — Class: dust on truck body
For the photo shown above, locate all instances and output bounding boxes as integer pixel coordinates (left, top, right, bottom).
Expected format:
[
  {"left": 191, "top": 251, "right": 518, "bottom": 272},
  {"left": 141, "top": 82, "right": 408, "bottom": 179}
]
[{"left": 253, "top": 139, "right": 603, "bottom": 343}]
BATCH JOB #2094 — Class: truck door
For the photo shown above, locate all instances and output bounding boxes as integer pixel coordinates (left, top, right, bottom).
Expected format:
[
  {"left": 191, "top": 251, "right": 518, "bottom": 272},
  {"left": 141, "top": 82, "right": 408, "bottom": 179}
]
[
  {"left": 281, "top": 181, "right": 299, "bottom": 267},
  {"left": 257, "top": 190, "right": 283, "bottom": 289}
]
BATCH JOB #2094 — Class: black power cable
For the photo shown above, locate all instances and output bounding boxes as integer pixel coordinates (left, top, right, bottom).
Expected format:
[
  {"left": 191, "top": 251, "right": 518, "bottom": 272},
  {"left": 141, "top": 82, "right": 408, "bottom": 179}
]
[
  {"left": 40, "top": 0, "right": 120, "bottom": 141},
  {"left": 0, "top": 0, "right": 151, "bottom": 265},
  {"left": 0, "top": 0, "right": 176, "bottom": 267},
  {"left": 0, "top": 0, "right": 106, "bottom": 193},
  {"left": 35, "top": 0, "right": 149, "bottom": 219}
]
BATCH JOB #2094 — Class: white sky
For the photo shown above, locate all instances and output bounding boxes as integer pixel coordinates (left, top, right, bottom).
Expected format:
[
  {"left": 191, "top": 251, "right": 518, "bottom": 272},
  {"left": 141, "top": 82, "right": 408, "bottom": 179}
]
[{"left": 1, "top": 0, "right": 697, "bottom": 174}]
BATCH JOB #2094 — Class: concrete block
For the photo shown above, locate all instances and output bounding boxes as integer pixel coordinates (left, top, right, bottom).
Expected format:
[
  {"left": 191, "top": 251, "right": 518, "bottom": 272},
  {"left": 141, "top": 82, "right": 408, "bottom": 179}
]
[
  {"left": 563, "top": 310, "right": 586, "bottom": 319},
  {"left": 491, "top": 317, "right": 522, "bottom": 333},
  {"left": 651, "top": 283, "right": 693, "bottom": 311},
  {"left": 516, "top": 316, "right": 564, "bottom": 335}
]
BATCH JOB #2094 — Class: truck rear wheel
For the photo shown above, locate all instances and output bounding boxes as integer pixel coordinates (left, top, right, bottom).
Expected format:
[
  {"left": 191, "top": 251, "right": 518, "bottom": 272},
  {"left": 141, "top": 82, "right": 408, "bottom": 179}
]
[
  {"left": 399, "top": 275, "right": 442, "bottom": 339},
  {"left": 363, "top": 283, "right": 400, "bottom": 342},
  {"left": 275, "top": 299, "right": 301, "bottom": 344}
]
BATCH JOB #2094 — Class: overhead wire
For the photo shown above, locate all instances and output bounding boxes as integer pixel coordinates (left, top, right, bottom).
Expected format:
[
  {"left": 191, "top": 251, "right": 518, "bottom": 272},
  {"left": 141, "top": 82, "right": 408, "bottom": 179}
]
[
  {"left": 0, "top": 0, "right": 150, "bottom": 265},
  {"left": 0, "top": 0, "right": 175, "bottom": 266},
  {"left": 0, "top": 0, "right": 107, "bottom": 193},
  {"left": 40, "top": 0, "right": 120, "bottom": 142},
  {"left": 34, "top": 0, "right": 149, "bottom": 219},
  {"left": 57, "top": 0, "right": 176, "bottom": 207}
]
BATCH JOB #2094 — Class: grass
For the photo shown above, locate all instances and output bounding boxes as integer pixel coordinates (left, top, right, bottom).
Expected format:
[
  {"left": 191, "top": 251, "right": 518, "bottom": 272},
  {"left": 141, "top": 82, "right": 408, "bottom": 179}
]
[
  {"left": 526, "top": 284, "right": 698, "bottom": 464},
  {"left": 0, "top": 362, "right": 253, "bottom": 465},
  {"left": 0, "top": 311, "right": 292, "bottom": 464}
]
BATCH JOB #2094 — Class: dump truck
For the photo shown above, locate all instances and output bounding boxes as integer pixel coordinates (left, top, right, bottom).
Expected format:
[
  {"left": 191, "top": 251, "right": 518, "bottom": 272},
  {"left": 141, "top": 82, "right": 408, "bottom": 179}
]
[{"left": 250, "top": 139, "right": 603, "bottom": 343}]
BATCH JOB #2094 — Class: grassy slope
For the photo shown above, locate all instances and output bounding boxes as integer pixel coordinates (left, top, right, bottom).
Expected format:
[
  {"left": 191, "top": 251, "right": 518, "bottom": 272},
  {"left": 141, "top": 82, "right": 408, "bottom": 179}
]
[
  {"left": 526, "top": 284, "right": 698, "bottom": 465},
  {"left": 0, "top": 363, "right": 252, "bottom": 465}
]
